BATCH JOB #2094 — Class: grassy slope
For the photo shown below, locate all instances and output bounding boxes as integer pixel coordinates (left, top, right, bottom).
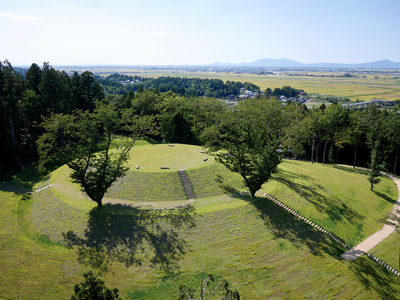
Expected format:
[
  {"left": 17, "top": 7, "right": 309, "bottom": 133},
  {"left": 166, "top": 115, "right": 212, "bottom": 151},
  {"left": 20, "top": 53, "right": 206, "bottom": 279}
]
[
  {"left": 0, "top": 183, "right": 85, "bottom": 299},
  {"left": 127, "top": 198, "right": 399, "bottom": 299},
  {"left": 186, "top": 164, "right": 245, "bottom": 198},
  {"left": 106, "top": 171, "right": 187, "bottom": 201},
  {"left": 370, "top": 231, "right": 400, "bottom": 268},
  {"left": 2, "top": 159, "right": 400, "bottom": 299},
  {"left": 48, "top": 159, "right": 397, "bottom": 247},
  {"left": 1, "top": 185, "right": 398, "bottom": 299},
  {"left": 261, "top": 161, "right": 398, "bottom": 246}
]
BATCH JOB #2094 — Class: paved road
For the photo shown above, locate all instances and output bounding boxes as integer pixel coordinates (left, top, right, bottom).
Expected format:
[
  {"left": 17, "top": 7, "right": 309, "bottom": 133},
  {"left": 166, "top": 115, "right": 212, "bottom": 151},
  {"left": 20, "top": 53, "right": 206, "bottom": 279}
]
[{"left": 341, "top": 173, "right": 400, "bottom": 260}]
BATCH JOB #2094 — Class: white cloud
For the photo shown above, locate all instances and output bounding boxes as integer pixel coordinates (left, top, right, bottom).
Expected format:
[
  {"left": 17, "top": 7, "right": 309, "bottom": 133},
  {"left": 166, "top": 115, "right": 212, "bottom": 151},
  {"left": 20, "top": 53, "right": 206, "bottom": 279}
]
[{"left": 0, "top": 12, "right": 40, "bottom": 21}]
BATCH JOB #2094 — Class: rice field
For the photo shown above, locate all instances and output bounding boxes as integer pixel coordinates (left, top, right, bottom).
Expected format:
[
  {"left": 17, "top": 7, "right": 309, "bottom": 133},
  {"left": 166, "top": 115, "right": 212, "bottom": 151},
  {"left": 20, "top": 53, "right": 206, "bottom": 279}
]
[{"left": 75, "top": 67, "right": 400, "bottom": 101}]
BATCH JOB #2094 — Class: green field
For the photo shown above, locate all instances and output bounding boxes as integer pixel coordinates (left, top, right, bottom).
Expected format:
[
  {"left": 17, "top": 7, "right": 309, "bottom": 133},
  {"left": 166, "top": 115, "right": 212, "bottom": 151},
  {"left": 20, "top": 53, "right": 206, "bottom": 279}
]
[
  {"left": 125, "top": 143, "right": 214, "bottom": 172},
  {"left": 1, "top": 144, "right": 400, "bottom": 299}
]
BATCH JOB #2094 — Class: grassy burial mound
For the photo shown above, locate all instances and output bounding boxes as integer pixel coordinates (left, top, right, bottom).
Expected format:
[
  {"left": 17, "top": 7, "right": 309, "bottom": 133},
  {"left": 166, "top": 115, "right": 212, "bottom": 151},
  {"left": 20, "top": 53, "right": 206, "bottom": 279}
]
[
  {"left": 48, "top": 143, "right": 245, "bottom": 203},
  {"left": 35, "top": 156, "right": 398, "bottom": 247},
  {"left": 17, "top": 154, "right": 400, "bottom": 299}
]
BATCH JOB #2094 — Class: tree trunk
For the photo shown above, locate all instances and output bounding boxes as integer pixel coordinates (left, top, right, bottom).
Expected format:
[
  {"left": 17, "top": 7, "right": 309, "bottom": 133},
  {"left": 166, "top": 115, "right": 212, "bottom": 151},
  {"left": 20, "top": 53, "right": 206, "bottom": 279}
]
[
  {"left": 394, "top": 153, "right": 398, "bottom": 175},
  {"left": 335, "top": 148, "right": 339, "bottom": 165},
  {"left": 9, "top": 110, "right": 19, "bottom": 165},
  {"left": 21, "top": 106, "right": 28, "bottom": 142},
  {"left": 322, "top": 137, "right": 329, "bottom": 165},
  {"left": 311, "top": 136, "right": 315, "bottom": 164},
  {"left": 370, "top": 181, "right": 374, "bottom": 191},
  {"left": 353, "top": 146, "right": 358, "bottom": 169}
]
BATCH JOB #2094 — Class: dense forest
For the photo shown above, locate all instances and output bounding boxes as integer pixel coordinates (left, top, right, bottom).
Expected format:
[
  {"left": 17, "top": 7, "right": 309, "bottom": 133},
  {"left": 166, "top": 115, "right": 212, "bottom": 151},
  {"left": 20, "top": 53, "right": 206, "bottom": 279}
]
[
  {"left": 95, "top": 74, "right": 261, "bottom": 98},
  {"left": 1, "top": 60, "right": 400, "bottom": 184}
]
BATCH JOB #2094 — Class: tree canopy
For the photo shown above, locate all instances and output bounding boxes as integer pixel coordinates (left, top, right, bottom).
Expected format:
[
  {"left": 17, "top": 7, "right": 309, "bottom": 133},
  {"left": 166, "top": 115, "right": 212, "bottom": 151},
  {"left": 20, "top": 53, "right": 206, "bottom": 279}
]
[
  {"left": 71, "top": 271, "right": 120, "bottom": 300},
  {"left": 209, "top": 98, "right": 302, "bottom": 197}
]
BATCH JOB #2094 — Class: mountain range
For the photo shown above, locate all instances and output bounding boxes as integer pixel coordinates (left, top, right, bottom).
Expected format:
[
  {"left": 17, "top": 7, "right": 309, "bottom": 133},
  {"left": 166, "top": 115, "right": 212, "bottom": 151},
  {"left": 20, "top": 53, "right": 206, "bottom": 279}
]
[{"left": 211, "top": 58, "right": 400, "bottom": 69}]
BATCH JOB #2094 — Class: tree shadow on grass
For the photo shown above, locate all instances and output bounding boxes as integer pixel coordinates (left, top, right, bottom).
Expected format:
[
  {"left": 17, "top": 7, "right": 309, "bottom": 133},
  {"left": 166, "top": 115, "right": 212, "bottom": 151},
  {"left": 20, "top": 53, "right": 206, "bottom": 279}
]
[
  {"left": 332, "top": 165, "right": 369, "bottom": 177},
  {"left": 0, "top": 181, "right": 31, "bottom": 194},
  {"left": 223, "top": 186, "right": 343, "bottom": 258},
  {"left": 63, "top": 203, "right": 196, "bottom": 274},
  {"left": 349, "top": 256, "right": 398, "bottom": 299},
  {"left": 272, "top": 169, "right": 364, "bottom": 225},
  {"left": 223, "top": 185, "right": 398, "bottom": 299},
  {"left": 228, "top": 190, "right": 398, "bottom": 298},
  {"left": 373, "top": 190, "right": 397, "bottom": 204},
  {"left": 247, "top": 195, "right": 343, "bottom": 257}
]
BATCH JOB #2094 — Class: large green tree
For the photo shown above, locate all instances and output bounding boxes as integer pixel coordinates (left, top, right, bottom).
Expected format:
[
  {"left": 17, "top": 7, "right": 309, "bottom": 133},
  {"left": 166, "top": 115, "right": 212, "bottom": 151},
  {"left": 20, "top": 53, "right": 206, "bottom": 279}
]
[
  {"left": 361, "top": 106, "right": 389, "bottom": 191},
  {"left": 319, "top": 103, "right": 349, "bottom": 165},
  {"left": 37, "top": 100, "right": 152, "bottom": 207},
  {"left": 210, "top": 98, "right": 300, "bottom": 197}
]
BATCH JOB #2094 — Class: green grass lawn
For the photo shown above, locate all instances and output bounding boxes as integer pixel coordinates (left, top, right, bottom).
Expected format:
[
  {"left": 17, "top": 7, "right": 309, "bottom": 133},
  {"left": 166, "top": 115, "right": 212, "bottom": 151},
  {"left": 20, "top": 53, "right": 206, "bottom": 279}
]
[
  {"left": 1, "top": 154, "right": 400, "bottom": 299},
  {"left": 261, "top": 161, "right": 398, "bottom": 246},
  {"left": 126, "top": 143, "right": 213, "bottom": 172},
  {"left": 370, "top": 231, "right": 400, "bottom": 268}
]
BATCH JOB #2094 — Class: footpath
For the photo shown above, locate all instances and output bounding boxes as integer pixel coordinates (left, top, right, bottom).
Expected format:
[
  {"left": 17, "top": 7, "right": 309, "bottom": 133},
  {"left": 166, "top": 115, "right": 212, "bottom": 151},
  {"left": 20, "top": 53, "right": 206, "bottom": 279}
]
[
  {"left": 264, "top": 167, "right": 400, "bottom": 276},
  {"left": 341, "top": 173, "right": 400, "bottom": 260}
]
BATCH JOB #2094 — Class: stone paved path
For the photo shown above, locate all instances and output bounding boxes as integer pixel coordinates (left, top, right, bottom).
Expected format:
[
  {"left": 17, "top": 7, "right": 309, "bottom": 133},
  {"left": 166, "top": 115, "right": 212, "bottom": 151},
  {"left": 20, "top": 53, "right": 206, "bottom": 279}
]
[
  {"left": 341, "top": 173, "right": 400, "bottom": 260},
  {"left": 178, "top": 169, "right": 195, "bottom": 199}
]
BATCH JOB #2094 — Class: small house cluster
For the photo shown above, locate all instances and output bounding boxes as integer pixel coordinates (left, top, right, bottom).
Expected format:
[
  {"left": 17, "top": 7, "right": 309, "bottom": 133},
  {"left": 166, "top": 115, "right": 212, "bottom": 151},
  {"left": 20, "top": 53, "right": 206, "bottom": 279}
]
[
  {"left": 278, "top": 95, "right": 309, "bottom": 105},
  {"left": 119, "top": 79, "right": 141, "bottom": 85},
  {"left": 238, "top": 87, "right": 259, "bottom": 99}
]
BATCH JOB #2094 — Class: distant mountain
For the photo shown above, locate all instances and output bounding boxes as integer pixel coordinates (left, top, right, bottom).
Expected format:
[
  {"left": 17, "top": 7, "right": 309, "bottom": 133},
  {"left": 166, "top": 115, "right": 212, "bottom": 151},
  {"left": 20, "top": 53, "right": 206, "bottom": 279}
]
[{"left": 210, "top": 58, "right": 400, "bottom": 69}]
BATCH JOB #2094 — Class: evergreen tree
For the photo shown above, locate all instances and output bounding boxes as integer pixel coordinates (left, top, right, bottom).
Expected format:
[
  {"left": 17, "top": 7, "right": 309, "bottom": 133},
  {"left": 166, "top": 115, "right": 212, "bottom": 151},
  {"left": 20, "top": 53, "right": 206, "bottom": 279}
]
[{"left": 71, "top": 271, "right": 120, "bottom": 300}]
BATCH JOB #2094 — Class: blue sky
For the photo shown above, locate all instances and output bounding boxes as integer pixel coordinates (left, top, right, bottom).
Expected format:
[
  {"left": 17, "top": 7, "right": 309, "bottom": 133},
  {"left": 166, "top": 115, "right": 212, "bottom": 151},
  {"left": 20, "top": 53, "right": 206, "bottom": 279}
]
[{"left": 1, "top": 0, "right": 399, "bottom": 66}]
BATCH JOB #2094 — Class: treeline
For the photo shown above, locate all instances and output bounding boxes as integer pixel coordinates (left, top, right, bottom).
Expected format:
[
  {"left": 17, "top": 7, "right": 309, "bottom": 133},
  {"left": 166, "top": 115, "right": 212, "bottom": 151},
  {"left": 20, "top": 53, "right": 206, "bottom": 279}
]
[
  {"left": 96, "top": 74, "right": 260, "bottom": 98},
  {"left": 0, "top": 60, "right": 104, "bottom": 176},
  {"left": 265, "top": 86, "right": 305, "bottom": 98},
  {"left": 296, "top": 104, "right": 400, "bottom": 180}
]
